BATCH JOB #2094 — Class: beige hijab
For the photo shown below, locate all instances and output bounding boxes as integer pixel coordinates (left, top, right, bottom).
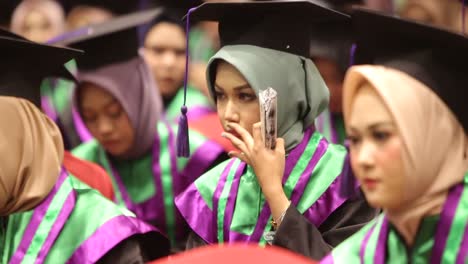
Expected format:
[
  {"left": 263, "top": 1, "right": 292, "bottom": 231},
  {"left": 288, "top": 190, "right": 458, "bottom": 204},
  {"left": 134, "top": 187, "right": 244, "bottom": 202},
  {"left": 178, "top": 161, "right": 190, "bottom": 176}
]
[
  {"left": 0, "top": 97, "right": 63, "bottom": 216},
  {"left": 343, "top": 65, "right": 468, "bottom": 244}
]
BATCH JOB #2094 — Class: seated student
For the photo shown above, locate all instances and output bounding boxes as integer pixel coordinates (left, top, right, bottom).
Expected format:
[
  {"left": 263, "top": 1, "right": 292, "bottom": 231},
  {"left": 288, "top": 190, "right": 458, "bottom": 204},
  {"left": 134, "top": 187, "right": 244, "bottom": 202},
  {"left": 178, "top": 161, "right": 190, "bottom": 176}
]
[
  {"left": 142, "top": 8, "right": 214, "bottom": 122},
  {"left": 0, "top": 28, "right": 114, "bottom": 201},
  {"left": 56, "top": 10, "right": 226, "bottom": 250},
  {"left": 175, "top": 1, "right": 378, "bottom": 260},
  {"left": 322, "top": 9, "right": 468, "bottom": 263}
]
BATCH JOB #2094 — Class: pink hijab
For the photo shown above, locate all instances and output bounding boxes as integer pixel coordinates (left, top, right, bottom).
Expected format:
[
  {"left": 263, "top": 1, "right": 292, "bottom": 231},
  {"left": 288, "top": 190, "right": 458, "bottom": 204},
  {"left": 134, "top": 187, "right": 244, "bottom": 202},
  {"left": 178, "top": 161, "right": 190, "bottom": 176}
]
[{"left": 343, "top": 65, "right": 468, "bottom": 244}]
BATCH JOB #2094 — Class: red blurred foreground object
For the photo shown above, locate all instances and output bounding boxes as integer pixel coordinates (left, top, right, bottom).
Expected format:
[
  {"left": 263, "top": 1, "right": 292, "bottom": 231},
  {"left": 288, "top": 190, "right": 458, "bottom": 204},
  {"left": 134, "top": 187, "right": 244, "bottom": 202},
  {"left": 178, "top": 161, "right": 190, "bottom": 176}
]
[
  {"left": 149, "top": 244, "right": 317, "bottom": 264},
  {"left": 189, "top": 112, "right": 236, "bottom": 152}
]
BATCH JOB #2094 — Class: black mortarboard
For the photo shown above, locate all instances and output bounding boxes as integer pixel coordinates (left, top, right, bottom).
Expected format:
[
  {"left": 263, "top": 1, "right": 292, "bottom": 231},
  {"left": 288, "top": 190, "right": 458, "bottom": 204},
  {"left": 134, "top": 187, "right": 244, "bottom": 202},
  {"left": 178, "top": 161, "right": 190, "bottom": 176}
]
[
  {"left": 0, "top": 29, "right": 82, "bottom": 106},
  {"left": 187, "top": 0, "right": 349, "bottom": 57},
  {"left": 352, "top": 8, "right": 468, "bottom": 132},
  {"left": 49, "top": 8, "right": 163, "bottom": 71}
]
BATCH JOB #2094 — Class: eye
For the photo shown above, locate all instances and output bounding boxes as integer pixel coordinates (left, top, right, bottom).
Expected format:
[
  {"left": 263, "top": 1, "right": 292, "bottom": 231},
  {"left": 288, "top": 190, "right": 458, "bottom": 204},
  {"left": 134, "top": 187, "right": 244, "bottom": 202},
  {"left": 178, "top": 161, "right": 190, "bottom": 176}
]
[
  {"left": 107, "top": 105, "right": 123, "bottom": 119},
  {"left": 239, "top": 92, "right": 256, "bottom": 102},
  {"left": 175, "top": 49, "right": 186, "bottom": 56},
  {"left": 82, "top": 114, "right": 97, "bottom": 123},
  {"left": 214, "top": 90, "right": 226, "bottom": 101},
  {"left": 372, "top": 131, "right": 391, "bottom": 142},
  {"left": 347, "top": 135, "right": 361, "bottom": 146}
]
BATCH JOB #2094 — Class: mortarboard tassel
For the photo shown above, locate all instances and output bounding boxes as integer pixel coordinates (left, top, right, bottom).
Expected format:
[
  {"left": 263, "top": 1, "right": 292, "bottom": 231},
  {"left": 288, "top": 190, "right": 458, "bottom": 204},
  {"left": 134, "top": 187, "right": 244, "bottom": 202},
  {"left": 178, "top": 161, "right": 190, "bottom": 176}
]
[{"left": 176, "top": 7, "right": 197, "bottom": 157}]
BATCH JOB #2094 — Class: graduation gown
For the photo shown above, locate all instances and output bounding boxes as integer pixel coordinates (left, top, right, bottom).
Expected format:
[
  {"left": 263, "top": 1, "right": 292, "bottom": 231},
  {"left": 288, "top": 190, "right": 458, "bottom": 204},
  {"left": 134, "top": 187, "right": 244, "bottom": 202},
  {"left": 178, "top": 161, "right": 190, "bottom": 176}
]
[
  {"left": 315, "top": 109, "right": 346, "bottom": 146},
  {"left": 0, "top": 169, "right": 169, "bottom": 264},
  {"left": 72, "top": 122, "right": 225, "bottom": 248},
  {"left": 164, "top": 85, "right": 214, "bottom": 122},
  {"left": 322, "top": 175, "right": 468, "bottom": 264},
  {"left": 176, "top": 128, "right": 378, "bottom": 259}
]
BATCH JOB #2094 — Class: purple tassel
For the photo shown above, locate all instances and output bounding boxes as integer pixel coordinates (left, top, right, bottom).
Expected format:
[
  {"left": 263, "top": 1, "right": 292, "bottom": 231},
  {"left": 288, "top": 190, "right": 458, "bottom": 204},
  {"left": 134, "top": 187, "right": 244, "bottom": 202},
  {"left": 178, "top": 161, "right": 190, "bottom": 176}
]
[
  {"left": 176, "top": 7, "right": 197, "bottom": 157},
  {"left": 177, "top": 106, "right": 190, "bottom": 157},
  {"left": 339, "top": 147, "right": 359, "bottom": 199},
  {"left": 349, "top": 43, "right": 357, "bottom": 67}
]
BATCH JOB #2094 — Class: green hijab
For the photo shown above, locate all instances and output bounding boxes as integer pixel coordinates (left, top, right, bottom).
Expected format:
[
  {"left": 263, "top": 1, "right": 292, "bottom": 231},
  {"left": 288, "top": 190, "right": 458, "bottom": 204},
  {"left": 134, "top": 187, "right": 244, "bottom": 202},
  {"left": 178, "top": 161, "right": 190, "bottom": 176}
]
[{"left": 206, "top": 45, "right": 329, "bottom": 152}]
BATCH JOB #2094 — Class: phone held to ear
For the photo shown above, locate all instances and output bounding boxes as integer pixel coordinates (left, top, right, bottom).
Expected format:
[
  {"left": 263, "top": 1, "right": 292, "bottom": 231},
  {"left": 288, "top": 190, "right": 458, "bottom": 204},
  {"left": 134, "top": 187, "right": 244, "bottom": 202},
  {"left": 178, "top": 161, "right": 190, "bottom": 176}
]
[{"left": 259, "top": 87, "right": 278, "bottom": 150}]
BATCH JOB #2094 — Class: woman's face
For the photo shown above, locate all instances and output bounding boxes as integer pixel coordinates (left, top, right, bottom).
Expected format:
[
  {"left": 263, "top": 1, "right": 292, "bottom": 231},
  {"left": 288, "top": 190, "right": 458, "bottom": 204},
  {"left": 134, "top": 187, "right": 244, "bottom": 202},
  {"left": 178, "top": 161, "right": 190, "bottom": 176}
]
[
  {"left": 22, "top": 10, "right": 57, "bottom": 43},
  {"left": 79, "top": 83, "right": 135, "bottom": 157},
  {"left": 143, "top": 22, "right": 186, "bottom": 99},
  {"left": 347, "top": 83, "right": 406, "bottom": 210},
  {"left": 214, "top": 61, "right": 260, "bottom": 137}
]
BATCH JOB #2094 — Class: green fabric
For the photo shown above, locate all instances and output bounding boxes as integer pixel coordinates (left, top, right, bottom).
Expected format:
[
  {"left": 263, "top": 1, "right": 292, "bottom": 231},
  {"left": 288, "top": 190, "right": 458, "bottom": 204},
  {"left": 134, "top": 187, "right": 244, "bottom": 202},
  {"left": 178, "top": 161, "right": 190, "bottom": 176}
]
[
  {"left": 194, "top": 131, "right": 346, "bottom": 244},
  {"left": 330, "top": 178, "right": 468, "bottom": 263},
  {"left": 165, "top": 85, "right": 213, "bottom": 121},
  {"left": 2, "top": 175, "right": 134, "bottom": 263},
  {"left": 206, "top": 45, "right": 330, "bottom": 152},
  {"left": 189, "top": 29, "right": 216, "bottom": 63},
  {"left": 114, "top": 155, "right": 155, "bottom": 204},
  {"left": 195, "top": 159, "right": 232, "bottom": 210}
]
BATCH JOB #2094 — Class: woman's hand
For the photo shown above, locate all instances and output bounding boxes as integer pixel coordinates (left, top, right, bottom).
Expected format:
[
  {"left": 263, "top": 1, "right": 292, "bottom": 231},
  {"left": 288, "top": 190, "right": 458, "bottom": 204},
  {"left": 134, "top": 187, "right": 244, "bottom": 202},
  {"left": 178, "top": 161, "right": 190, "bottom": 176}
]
[{"left": 222, "top": 122, "right": 290, "bottom": 223}]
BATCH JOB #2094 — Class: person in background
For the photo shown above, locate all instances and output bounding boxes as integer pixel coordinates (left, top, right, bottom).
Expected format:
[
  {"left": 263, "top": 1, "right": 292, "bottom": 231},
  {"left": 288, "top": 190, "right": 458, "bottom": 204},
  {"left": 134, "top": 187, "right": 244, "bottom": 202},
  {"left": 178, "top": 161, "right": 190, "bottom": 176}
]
[
  {"left": 0, "top": 32, "right": 170, "bottom": 264},
  {"left": 61, "top": 9, "right": 226, "bottom": 251},
  {"left": 322, "top": 9, "right": 468, "bottom": 263},
  {"left": 10, "top": 0, "right": 65, "bottom": 43},
  {"left": 176, "top": 1, "right": 377, "bottom": 260},
  {"left": 66, "top": 4, "right": 114, "bottom": 30}
]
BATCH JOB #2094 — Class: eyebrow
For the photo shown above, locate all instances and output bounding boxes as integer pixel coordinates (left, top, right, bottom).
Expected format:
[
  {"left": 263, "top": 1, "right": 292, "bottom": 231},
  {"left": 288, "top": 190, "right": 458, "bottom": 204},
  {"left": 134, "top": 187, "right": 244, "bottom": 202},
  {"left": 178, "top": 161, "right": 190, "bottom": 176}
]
[
  {"left": 214, "top": 83, "right": 251, "bottom": 91},
  {"left": 82, "top": 98, "right": 118, "bottom": 111},
  {"left": 348, "top": 121, "right": 394, "bottom": 132}
]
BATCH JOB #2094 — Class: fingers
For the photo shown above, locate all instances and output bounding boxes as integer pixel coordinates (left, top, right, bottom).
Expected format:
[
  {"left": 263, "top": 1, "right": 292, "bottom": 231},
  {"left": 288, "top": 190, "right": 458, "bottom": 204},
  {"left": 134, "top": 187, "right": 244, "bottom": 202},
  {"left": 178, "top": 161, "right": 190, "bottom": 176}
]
[
  {"left": 252, "top": 122, "right": 263, "bottom": 146},
  {"left": 222, "top": 132, "right": 249, "bottom": 154},
  {"left": 227, "top": 123, "right": 254, "bottom": 148},
  {"left": 275, "top": 138, "right": 286, "bottom": 155}
]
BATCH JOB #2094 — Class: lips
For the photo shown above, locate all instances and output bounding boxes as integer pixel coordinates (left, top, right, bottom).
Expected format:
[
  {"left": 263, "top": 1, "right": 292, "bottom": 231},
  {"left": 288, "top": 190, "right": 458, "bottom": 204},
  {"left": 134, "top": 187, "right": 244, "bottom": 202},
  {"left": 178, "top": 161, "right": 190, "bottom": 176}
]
[
  {"left": 102, "top": 140, "right": 120, "bottom": 149},
  {"left": 363, "top": 178, "right": 379, "bottom": 189}
]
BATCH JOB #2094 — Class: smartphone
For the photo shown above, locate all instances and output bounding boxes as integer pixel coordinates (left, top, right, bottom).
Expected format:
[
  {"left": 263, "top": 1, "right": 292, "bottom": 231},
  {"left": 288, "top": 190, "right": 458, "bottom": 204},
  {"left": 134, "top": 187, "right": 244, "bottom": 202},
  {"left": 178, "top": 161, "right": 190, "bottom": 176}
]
[{"left": 259, "top": 87, "right": 278, "bottom": 150}]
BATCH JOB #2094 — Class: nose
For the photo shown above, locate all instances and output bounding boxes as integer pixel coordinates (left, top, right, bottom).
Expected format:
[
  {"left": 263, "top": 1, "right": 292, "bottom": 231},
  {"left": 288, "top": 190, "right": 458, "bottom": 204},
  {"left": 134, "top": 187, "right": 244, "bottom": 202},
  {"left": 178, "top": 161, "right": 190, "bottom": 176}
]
[
  {"left": 161, "top": 51, "right": 177, "bottom": 69},
  {"left": 96, "top": 117, "right": 114, "bottom": 137},
  {"left": 356, "top": 141, "right": 375, "bottom": 170},
  {"left": 223, "top": 100, "right": 240, "bottom": 124}
]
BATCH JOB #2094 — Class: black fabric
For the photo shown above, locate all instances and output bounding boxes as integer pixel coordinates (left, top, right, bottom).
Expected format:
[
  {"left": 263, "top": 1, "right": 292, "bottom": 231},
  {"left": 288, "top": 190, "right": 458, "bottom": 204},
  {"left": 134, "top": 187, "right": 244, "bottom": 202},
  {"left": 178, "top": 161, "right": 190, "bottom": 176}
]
[
  {"left": 352, "top": 8, "right": 468, "bottom": 132},
  {"left": 188, "top": 1, "right": 349, "bottom": 57}
]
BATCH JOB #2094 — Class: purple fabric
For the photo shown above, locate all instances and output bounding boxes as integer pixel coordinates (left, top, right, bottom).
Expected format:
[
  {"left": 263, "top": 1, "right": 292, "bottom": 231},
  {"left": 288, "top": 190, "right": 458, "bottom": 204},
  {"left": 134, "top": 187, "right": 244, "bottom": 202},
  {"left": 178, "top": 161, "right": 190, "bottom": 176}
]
[
  {"left": 10, "top": 170, "right": 68, "bottom": 264},
  {"left": 374, "top": 217, "right": 389, "bottom": 264},
  {"left": 35, "top": 190, "right": 77, "bottom": 264},
  {"left": 320, "top": 254, "right": 334, "bottom": 264},
  {"left": 223, "top": 162, "right": 247, "bottom": 242},
  {"left": 431, "top": 183, "right": 464, "bottom": 264},
  {"left": 76, "top": 56, "right": 163, "bottom": 159},
  {"left": 41, "top": 96, "right": 58, "bottom": 122},
  {"left": 174, "top": 183, "right": 217, "bottom": 244},
  {"left": 302, "top": 166, "right": 349, "bottom": 227},
  {"left": 186, "top": 105, "right": 214, "bottom": 121},
  {"left": 456, "top": 223, "right": 468, "bottom": 264},
  {"left": 180, "top": 139, "right": 224, "bottom": 187},
  {"left": 212, "top": 159, "right": 236, "bottom": 242},
  {"left": 66, "top": 215, "right": 160, "bottom": 264},
  {"left": 359, "top": 224, "right": 376, "bottom": 263},
  {"left": 71, "top": 106, "right": 93, "bottom": 142}
]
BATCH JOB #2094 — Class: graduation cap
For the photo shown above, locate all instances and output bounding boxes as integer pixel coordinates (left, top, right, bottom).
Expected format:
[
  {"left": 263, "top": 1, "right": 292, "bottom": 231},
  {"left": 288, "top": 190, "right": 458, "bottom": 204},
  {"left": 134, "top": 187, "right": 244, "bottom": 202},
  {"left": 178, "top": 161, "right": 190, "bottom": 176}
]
[
  {"left": 0, "top": 29, "right": 82, "bottom": 106},
  {"left": 352, "top": 8, "right": 468, "bottom": 132},
  {"left": 186, "top": 0, "right": 349, "bottom": 57},
  {"left": 49, "top": 8, "right": 163, "bottom": 71}
]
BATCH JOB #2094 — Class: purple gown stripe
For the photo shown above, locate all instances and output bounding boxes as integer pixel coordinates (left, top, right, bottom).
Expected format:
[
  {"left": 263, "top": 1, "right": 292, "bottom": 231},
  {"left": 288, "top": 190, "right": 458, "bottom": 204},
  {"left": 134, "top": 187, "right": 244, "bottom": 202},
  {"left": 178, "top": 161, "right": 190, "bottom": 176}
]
[
  {"left": 374, "top": 218, "right": 389, "bottom": 264},
  {"left": 456, "top": 225, "right": 468, "bottom": 264},
  {"left": 41, "top": 96, "right": 58, "bottom": 122},
  {"left": 431, "top": 183, "right": 464, "bottom": 264},
  {"left": 302, "top": 172, "right": 347, "bottom": 227},
  {"left": 66, "top": 215, "right": 158, "bottom": 264},
  {"left": 10, "top": 170, "right": 68, "bottom": 264},
  {"left": 359, "top": 224, "right": 376, "bottom": 264},
  {"left": 72, "top": 106, "right": 93, "bottom": 143},
  {"left": 212, "top": 160, "right": 236, "bottom": 241},
  {"left": 223, "top": 162, "right": 247, "bottom": 242},
  {"left": 181, "top": 140, "right": 224, "bottom": 187},
  {"left": 320, "top": 253, "right": 335, "bottom": 264},
  {"left": 174, "top": 184, "right": 216, "bottom": 244},
  {"left": 35, "top": 190, "right": 77, "bottom": 264},
  {"left": 289, "top": 138, "right": 328, "bottom": 205},
  {"left": 283, "top": 129, "right": 313, "bottom": 179}
]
